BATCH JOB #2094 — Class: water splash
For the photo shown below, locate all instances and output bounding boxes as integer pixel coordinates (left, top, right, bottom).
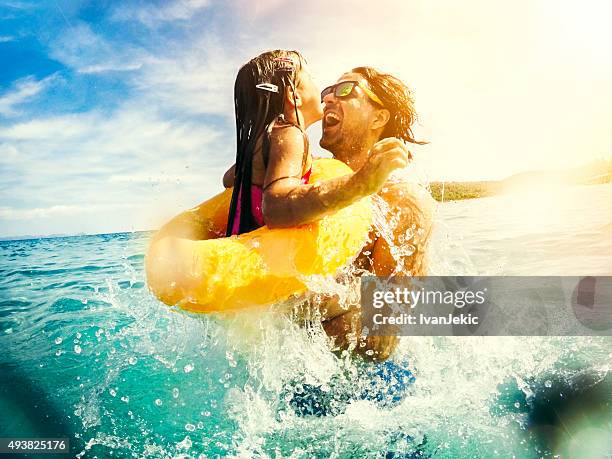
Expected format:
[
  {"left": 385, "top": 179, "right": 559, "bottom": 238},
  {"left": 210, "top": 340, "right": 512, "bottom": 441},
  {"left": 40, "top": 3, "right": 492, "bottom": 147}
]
[{"left": 2, "top": 183, "right": 611, "bottom": 458}]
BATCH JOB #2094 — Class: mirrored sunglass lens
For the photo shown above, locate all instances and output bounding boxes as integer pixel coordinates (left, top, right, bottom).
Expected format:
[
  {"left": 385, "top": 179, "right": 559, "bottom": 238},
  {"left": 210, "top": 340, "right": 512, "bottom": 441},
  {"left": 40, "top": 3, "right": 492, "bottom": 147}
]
[{"left": 336, "top": 82, "right": 355, "bottom": 97}]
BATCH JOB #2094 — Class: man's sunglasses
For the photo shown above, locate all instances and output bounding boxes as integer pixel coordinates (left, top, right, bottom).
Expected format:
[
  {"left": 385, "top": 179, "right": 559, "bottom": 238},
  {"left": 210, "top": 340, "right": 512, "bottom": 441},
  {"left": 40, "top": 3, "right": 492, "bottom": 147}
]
[{"left": 320, "top": 80, "right": 384, "bottom": 107}]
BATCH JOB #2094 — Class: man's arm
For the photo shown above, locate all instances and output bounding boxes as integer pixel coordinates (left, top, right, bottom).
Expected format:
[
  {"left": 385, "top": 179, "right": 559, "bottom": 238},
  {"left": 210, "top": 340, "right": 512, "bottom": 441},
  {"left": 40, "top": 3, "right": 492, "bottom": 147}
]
[{"left": 320, "top": 181, "right": 436, "bottom": 361}]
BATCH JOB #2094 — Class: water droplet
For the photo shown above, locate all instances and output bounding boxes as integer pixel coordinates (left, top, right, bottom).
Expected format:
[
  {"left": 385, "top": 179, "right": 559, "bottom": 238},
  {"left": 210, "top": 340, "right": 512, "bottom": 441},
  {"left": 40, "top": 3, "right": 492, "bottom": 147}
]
[
  {"left": 514, "top": 402, "right": 521, "bottom": 408},
  {"left": 121, "top": 396, "right": 129, "bottom": 403},
  {"left": 184, "top": 363, "right": 194, "bottom": 373},
  {"left": 176, "top": 436, "right": 192, "bottom": 450},
  {"left": 54, "top": 337, "right": 63, "bottom": 345},
  {"left": 74, "top": 345, "right": 82, "bottom": 354},
  {"left": 544, "top": 380, "right": 552, "bottom": 388},
  {"left": 76, "top": 332, "right": 82, "bottom": 339},
  {"left": 155, "top": 399, "right": 163, "bottom": 406},
  {"left": 203, "top": 411, "right": 211, "bottom": 417},
  {"left": 128, "top": 357, "right": 137, "bottom": 365},
  {"left": 225, "top": 351, "right": 237, "bottom": 367},
  {"left": 109, "top": 388, "right": 117, "bottom": 397},
  {"left": 197, "top": 421, "right": 204, "bottom": 429},
  {"left": 55, "top": 349, "right": 62, "bottom": 356},
  {"left": 185, "top": 423, "right": 196, "bottom": 432},
  {"left": 172, "top": 388, "right": 179, "bottom": 399}
]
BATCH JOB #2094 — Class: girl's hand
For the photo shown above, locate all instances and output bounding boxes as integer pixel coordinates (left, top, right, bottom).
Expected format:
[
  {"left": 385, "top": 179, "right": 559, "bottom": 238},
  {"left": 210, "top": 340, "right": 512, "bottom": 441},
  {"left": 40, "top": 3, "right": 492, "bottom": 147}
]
[{"left": 356, "top": 138, "right": 412, "bottom": 194}]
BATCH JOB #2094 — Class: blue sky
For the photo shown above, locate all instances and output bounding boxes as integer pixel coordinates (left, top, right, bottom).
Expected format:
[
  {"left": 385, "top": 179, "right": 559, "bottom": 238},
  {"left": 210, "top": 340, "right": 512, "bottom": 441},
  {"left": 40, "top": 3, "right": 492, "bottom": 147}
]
[{"left": 1, "top": 0, "right": 611, "bottom": 237}]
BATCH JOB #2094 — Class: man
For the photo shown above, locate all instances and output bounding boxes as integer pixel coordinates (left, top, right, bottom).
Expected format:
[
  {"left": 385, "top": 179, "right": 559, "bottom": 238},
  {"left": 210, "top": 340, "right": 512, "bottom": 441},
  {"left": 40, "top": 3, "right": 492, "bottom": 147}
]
[
  {"left": 152, "top": 66, "right": 434, "bottom": 361},
  {"left": 316, "top": 67, "right": 436, "bottom": 361}
]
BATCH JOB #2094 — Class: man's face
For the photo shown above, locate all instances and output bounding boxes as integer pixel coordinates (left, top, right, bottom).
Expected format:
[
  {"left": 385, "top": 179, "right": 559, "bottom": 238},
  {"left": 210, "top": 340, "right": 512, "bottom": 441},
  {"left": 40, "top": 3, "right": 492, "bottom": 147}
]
[{"left": 319, "top": 72, "right": 382, "bottom": 165}]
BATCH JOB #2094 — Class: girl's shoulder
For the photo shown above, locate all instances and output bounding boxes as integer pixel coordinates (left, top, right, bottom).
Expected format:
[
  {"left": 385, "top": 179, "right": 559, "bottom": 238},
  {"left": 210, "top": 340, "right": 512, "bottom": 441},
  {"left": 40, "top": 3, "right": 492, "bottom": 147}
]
[
  {"left": 269, "top": 115, "right": 304, "bottom": 134},
  {"left": 268, "top": 116, "right": 309, "bottom": 148},
  {"left": 263, "top": 116, "right": 310, "bottom": 168}
]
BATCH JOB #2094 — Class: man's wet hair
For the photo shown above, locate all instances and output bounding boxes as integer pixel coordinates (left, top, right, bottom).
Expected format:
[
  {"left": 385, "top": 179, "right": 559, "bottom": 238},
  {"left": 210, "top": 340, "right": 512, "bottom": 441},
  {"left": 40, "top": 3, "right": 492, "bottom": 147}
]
[{"left": 352, "top": 66, "right": 426, "bottom": 145}]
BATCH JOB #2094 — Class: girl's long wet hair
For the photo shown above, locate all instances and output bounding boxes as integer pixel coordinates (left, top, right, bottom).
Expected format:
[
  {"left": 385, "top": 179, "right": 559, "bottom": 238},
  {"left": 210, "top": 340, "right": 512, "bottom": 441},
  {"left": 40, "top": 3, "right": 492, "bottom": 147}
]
[{"left": 226, "top": 50, "right": 304, "bottom": 236}]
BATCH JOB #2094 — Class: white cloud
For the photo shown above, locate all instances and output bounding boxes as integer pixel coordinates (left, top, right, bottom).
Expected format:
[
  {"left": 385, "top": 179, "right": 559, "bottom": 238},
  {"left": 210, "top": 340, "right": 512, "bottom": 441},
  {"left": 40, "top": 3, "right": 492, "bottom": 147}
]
[
  {"left": 0, "top": 143, "right": 19, "bottom": 160},
  {"left": 133, "top": 39, "right": 239, "bottom": 117},
  {"left": 47, "top": 20, "right": 237, "bottom": 117},
  {"left": 0, "top": 74, "right": 59, "bottom": 116},
  {"left": 0, "top": 113, "right": 94, "bottom": 140},
  {"left": 0, "top": 1, "right": 37, "bottom": 10},
  {"left": 78, "top": 63, "right": 144, "bottom": 74},
  {"left": 0, "top": 203, "right": 137, "bottom": 220},
  {"left": 0, "top": 100, "right": 230, "bottom": 235},
  {"left": 0, "top": 106, "right": 226, "bottom": 181},
  {"left": 49, "top": 22, "right": 151, "bottom": 75},
  {"left": 112, "top": 0, "right": 210, "bottom": 27},
  {"left": 0, "top": 36, "right": 14, "bottom": 42}
]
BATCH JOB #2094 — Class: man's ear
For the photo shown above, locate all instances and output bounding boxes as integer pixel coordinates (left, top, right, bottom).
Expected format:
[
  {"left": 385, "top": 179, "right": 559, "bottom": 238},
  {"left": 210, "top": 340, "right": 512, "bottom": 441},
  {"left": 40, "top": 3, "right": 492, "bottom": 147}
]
[
  {"left": 370, "top": 108, "right": 390, "bottom": 131},
  {"left": 285, "top": 86, "right": 303, "bottom": 108}
]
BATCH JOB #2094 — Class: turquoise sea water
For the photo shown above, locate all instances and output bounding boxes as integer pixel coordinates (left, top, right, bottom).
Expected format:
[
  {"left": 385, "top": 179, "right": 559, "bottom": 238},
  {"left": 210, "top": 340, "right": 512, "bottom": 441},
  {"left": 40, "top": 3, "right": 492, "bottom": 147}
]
[{"left": 1, "top": 184, "right": 611, "bottom": 458}]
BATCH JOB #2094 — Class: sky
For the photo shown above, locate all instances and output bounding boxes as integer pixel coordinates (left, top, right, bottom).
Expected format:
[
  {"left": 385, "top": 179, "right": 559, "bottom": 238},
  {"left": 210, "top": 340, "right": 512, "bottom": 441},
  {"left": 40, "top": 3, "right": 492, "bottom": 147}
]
[{"left": 1, "top": 0, "right": 611, "bottom": 237}]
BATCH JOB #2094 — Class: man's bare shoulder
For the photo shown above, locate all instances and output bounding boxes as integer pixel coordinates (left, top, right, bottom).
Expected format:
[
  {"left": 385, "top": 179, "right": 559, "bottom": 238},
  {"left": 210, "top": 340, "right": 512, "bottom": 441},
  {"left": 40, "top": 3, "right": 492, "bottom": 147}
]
[{"left": 378, "top": 181, "right": 436, "bottom": 212}]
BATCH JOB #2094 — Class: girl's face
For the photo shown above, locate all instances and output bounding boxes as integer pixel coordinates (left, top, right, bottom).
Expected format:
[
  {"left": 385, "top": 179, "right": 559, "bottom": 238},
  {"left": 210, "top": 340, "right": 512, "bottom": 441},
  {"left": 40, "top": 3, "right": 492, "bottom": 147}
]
[{"left": 295, "top": 64, "right": 323, "bottom": 127}]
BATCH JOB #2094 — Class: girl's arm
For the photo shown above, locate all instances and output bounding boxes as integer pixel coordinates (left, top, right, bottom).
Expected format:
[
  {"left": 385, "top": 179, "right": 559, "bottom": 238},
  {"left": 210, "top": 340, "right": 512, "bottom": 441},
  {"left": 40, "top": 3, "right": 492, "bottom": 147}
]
[{"left": 262, "top": 126, "right": 409, "bottom": 228}]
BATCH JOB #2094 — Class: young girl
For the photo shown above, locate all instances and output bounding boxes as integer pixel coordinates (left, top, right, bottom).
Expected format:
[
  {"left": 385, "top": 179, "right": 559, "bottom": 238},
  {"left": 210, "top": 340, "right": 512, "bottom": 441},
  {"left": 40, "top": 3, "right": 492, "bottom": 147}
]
[
  {"left": 224, "top": 50, "right": 322, "bottom": 235},
  {"left": 224, "top": 49, "right": 409, "bottom": 238}
]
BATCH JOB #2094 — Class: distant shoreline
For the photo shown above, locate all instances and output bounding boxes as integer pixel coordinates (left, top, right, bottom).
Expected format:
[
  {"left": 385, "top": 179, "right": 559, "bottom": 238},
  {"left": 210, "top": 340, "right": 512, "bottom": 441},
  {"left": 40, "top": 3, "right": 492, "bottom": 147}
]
[
  {"left": 430, "top": 161, "right": 612, "bottom": 202},
  {"left": 430, "top": 178, "right": 612, "bottom": 202}
]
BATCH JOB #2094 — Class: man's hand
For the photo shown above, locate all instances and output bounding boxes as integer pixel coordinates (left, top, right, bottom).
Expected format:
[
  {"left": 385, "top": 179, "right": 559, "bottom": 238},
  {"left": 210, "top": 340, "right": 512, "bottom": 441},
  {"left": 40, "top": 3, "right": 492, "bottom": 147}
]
[
  {"left": 356, "top": 138, "right": 412, "bottom": 195},
  {"left": 322, "top": 307, "right": 399, "bottom": 362}
]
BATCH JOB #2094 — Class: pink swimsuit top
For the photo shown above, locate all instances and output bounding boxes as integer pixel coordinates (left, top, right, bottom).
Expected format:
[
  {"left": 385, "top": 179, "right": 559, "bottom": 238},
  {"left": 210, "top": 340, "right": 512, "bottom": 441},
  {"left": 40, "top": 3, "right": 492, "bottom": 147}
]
[{"left": 230, "top": 167, "right": 312, "bottom": 236}]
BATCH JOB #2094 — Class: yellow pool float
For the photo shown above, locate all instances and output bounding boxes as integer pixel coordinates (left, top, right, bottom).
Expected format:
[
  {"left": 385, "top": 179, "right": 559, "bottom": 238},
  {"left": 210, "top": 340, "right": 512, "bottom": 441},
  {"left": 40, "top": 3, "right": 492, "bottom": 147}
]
[{"left": 145, "top": 158, "right": 372, "bottom": 313}]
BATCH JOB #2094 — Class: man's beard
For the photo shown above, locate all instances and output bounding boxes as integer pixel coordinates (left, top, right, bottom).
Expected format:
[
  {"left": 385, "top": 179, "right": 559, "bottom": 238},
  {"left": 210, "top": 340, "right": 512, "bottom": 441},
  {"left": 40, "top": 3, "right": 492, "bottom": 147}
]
[{"left": 320, "top": 127, "right": 370, "bottom": 169}]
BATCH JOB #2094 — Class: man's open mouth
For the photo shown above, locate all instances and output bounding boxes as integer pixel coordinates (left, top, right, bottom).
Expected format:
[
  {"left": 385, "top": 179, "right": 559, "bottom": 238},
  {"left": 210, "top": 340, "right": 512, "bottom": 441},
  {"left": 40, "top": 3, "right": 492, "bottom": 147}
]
[{"left": 324, "top": 112, "right": 341, "bottom": 128}]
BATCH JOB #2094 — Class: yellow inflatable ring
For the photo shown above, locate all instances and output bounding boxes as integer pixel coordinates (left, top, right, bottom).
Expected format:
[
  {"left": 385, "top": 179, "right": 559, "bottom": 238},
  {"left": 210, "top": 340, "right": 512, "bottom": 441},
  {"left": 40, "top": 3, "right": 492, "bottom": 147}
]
[{"left": 146, "top": 158, "right": 372, "bottom": 313}]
